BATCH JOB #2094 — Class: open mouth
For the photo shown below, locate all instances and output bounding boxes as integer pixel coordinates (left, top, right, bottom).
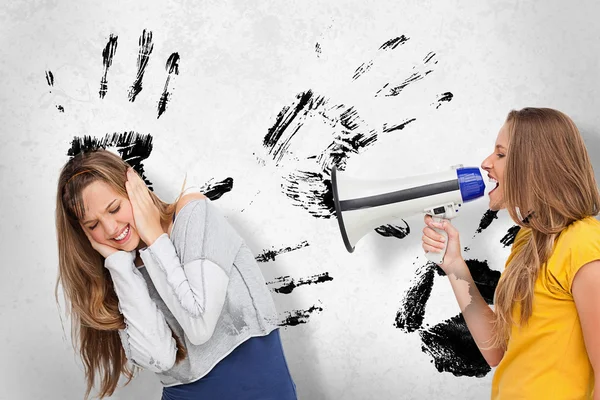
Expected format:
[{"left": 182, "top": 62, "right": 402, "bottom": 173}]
[
  {"left": 489, "top": 177, "right": 499, "bottom": 194},
  {"left": 113, "top": 224, "right": 131, "bottom": 244}
]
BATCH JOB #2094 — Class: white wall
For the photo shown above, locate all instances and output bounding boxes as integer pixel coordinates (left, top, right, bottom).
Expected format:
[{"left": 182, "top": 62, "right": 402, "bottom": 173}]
[{"left": 1, "top": 0, "right": 599, "bottom": 399}]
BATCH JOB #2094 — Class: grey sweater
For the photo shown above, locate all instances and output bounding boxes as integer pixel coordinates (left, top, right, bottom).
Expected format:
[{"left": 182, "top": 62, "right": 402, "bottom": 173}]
[{"left": 104, "top": 198, "right": 279, "bottom": 386}]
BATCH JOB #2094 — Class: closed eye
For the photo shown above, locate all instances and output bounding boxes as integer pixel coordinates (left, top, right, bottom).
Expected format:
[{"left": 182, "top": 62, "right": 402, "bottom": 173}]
[
  {"left": 109, "top": 205, "right": 121, "bottom": 214},
  {"left": 496, "top": 153, "right": 505, "bottom": 158},
  {"left": 88, "top": 205, "right": 120, "bottom": 230}
]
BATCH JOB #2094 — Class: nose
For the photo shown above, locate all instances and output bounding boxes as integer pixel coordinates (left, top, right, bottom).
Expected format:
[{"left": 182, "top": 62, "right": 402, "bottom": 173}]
[
  {"left": 103, "top": 219, "right": 120, "bottom": 239},
  {"left": 481, "top": 154, "right": 492, "bottom": 171}
]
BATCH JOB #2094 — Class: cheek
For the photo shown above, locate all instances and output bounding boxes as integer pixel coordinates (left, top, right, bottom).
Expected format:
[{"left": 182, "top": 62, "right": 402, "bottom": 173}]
[
  {"left": 90, "top": 229, "right": 107, "bottom": 244},
  {"left": 118, "top": 204, "right": 135, "bottom": 223}
]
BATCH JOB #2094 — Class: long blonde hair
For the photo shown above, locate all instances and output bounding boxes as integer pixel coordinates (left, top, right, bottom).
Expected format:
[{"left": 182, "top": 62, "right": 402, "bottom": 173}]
[
  {"left": 55, "top": 150, "right": 187, "bottom": 399},
  {"left": 490, "top": 108, "right": 600, "bottom": 349}
]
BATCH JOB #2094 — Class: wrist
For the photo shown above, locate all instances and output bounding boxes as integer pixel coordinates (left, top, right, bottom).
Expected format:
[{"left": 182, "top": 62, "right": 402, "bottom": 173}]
[
  {"left": 142, "top": 228, "right": 165, "bottom": 246},
  {"left": 444, "top": 258, "right": 468, "bottom": 278}
]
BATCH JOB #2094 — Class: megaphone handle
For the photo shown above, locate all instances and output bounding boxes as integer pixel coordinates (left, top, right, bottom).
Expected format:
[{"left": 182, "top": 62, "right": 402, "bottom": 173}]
[{"left": 425, "top": 216, "right": 448, "bottom": 265}]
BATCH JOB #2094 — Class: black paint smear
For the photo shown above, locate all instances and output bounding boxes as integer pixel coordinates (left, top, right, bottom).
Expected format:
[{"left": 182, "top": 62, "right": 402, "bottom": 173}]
[
  {"left": 395, "top": 264, "right": 435, "bottom": 333},
  {"left": 264, "top": 90, "right": 381, "bottom": 173},
  {"left": 200, "top": 177, "right": 233, "bottom": 201},
  {"left": 263, "top": 91, "right": 394, "bottom": 218},
  {"left": 264, "top": 87, "right": 422, "bottom": 220},
  {"left": 352, "top": 60, "right": 373, "bottom": 80},
  {"left": 281, "top": 171, "right": 335, "bottom": 219},
  {"left": 256, "top": 241, "right": 310, "bottom": 263},
  {"left": 45, "top": 70, "right": 63, "bottom": 111},
  {"left": 267, "top": 272, "right": 333, "bottom": 294},
  {"left": 375, "top": 52, "right": 437, "bottom": 97},
  {"left": 419, "top": 314, "right": 491, "bottom": 378},
  {"left": 67, "top": 132, "right": 154, "bottom": 189},
  {"left": 435, "top": 259, "right": 500, "bottom": 305},
  {"left": 315, "top": 42, "right": 321, "bottom": 57},
  {"left": 434, "top": 92, "right": 454, "bottom": 109},
  {"left": 263, "top": 90, "right": 327, "bottom": 165},
  {"left": 353, "top": 35, "right": 409, "bottom": 80},
  {"left": 317, "top": 105, "right": 378, "bottom": 174},
  {"left": 476, "top": 209, "right": 499, "bottom": 233},
  {"left": 395, "top": 259, "right": 499, "bottom": 376},
  {"left": 382, "top": 118, "right": 416, "bottom": 133},
  {"left": 279, "top": 305, "right": 323, "bottom": 327},
  {"left": 45, "top": 70, "right": 54, "bottom": 86},
  {"left": 379, "top": 35, "right": 409, "bottom": 50},
  {"left": 99, "top": 34, "right": 118, "bottom": 99},
  {"left": 375, "top": 220, "right": 410, "bottom": 239},
  {"left": 468, "top": 260, "right": 501, "bottom": 304},
  {"left": 157, "top": 52, "right": 180, "bottom": 119},
  {"left": 501, "top": 225, "right": 521, "bottom": 247},
  {"left": 128, "top": 29, "right": 154, "bottom": 102}
]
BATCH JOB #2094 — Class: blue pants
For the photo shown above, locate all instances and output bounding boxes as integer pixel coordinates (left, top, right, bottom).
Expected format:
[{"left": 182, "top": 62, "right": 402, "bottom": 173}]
[{"left": 162, "top": 329, "right": 297, "bottom": 400}]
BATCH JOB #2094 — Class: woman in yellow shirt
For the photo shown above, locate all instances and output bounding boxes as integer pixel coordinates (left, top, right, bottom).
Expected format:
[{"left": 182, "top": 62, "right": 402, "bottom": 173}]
[{"left": 422, "top": 108, "right": 600, "bottom": 399}]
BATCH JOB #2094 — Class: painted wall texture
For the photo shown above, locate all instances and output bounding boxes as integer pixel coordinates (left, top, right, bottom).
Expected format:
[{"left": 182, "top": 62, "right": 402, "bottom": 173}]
[{"left": 1, "top": 0, "right": 600, "bottom": 399}]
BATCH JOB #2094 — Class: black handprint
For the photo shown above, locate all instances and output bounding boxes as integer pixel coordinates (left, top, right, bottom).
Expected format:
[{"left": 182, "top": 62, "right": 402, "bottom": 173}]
[
  {"left": 395, "top": 218, "right": 521, "bottom": 377},
  {"left": 48, "top": 29, "right": 180, "bottom": 119}
]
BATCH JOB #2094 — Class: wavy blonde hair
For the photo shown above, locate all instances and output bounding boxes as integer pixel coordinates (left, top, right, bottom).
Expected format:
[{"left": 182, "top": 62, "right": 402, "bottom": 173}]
[
  {"left": 55, "top": 150, "right": 187, "bottom": 399},
  {"left": 490, "top": 108, "right": 600, "bottom": 349}
]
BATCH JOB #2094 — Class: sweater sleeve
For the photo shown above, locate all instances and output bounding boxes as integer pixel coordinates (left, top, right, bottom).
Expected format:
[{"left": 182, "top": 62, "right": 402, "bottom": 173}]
[
  {"left": 138, "top": 199, "right": 243, "bottom": 345},
  {"left": 104, "top": 250, "right": 177, "bottom": 373}
]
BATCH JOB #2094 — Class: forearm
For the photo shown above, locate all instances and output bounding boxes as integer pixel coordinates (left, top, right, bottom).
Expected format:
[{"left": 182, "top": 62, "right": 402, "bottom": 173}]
[
  {"left": 447, "top": 259, "right": 505, "bottom": 367},
  {"left": 105, "top": 251, "right": 177, "bottom": 372},
  {"left": 139, "top": 233, "right": 232, "bottom": 345}
]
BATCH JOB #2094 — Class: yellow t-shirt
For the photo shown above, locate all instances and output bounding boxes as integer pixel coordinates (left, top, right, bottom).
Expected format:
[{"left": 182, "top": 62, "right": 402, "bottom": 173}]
[{"left": 492, "top": 216, "right": 600, "bottom": 400}]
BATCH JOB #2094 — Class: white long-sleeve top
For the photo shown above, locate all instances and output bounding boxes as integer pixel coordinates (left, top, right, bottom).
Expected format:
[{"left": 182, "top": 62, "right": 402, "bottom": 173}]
[{"left": 104, "top": 198, "right": 278, "bottom": 385}]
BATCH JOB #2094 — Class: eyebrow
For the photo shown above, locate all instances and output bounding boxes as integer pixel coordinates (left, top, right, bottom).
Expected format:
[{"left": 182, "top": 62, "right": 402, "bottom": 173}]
[
  {"left": 496, "top": 144, "right": 506, "bottom": 150},
  {"left": 81, "top": 199, "right": 118, "bottom": 224}
]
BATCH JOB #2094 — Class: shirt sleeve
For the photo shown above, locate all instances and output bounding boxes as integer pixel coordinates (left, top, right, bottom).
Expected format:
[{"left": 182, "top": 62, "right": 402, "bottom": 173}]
[
  {"left": 104, "top": 250, "right": 178, "bottom": 373},
  {"left": 138, "top": 199, "right": 243, "bottom": 345},
  {"left": 568, "top": 228, "right": 600, "bottom": 293}
]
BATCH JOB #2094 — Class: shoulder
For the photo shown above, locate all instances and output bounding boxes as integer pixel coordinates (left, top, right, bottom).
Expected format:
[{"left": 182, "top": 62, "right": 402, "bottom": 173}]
[
  {"left": 557, "top": 216, "right": 600, "bottom": 247},
  {"left": 553, "top": 216, "right": 600, "bottom": 290},
  {"left": 175, "top": 192, "right": 207, "bottom": 215}
]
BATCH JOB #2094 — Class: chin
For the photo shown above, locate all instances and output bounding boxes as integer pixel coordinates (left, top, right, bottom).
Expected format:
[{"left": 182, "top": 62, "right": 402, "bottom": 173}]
[
  {"left": 123, "top": 236, "right": 141, "bottom": 252},
  {"left": 488, "top": 200, "right": 506, "bottom": 212}
]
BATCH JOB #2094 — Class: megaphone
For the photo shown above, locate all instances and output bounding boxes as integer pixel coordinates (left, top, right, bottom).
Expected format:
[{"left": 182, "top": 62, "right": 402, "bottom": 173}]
[{"left": 331, "top": 165, "right": 486, "bottom": 264}]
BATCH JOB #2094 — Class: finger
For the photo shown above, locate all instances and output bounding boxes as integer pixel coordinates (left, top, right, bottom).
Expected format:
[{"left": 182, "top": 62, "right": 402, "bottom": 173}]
[
  {"left": 126, "top": 180, "right": 141, "bottom": 212},
  {"left": 129, "top": 167, "right": 146, "bottom": 189},
  {"left": 422, "top": 227, "right": 446, "bottom": 243},
  {"left": 422, "top": 234, "right": 446, "bottom": 249},
  {"left": 128, "top": 169, "right": 151, "bottom": 203},
  {"left": 422, "top": 242, "right": 441, "bottom": 253},
  {"left": 125, "top": 180, "right": 134, "bottom": 202}
]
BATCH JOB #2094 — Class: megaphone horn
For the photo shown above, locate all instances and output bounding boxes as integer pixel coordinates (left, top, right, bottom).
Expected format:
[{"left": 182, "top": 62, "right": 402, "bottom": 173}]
[{"left": 331, "top": 165, "right": 486, "bottom": 264}]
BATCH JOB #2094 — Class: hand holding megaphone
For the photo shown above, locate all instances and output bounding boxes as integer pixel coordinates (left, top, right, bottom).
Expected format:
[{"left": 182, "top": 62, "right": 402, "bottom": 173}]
[
  {"left": 423, "top": 204, "right": 458, "bottom": 265},
  {"left": 422, "top": 215, "right": 463, "bottom": 270}
]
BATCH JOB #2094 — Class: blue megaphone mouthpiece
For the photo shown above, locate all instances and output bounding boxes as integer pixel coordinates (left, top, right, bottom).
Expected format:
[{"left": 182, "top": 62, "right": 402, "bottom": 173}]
[{"left": 456, "top": 167, "right": 486, "bottom": 202}]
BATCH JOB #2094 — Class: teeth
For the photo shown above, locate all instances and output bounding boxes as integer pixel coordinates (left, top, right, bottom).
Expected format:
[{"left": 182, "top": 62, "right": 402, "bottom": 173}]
[
  {"left": 489, "top": 177, "right": 498, "bottom": 184},
  {"left": 115, "top": 225, "right": 129, "bottom": 241}
]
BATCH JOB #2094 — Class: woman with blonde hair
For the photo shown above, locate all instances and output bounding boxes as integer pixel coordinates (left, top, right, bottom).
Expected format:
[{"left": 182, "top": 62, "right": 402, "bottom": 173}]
[
  {"left": 55, "top": 150, "right": 297, "bottom": 399},
  {"left": 422, "top": 108, "right": 600, "bottom": 399}
]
